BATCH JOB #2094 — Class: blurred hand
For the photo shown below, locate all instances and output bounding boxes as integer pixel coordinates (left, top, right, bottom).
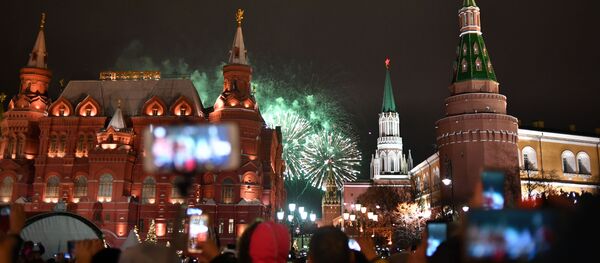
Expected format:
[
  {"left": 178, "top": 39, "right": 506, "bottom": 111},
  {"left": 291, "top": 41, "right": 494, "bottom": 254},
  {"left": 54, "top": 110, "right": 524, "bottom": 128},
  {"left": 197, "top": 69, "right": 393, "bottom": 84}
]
[
  {"left": 74, "top": 239, "right": 103, "bottom": 263},
  {"left": 407, "top": 231, "right": 427, "bottom": 263},
  {"left": 195, "top": 240, "right": 219, "bottom": 263},
  {"left": 8, "top": 204, "right": 25, "bottom": 235},
  {"left": 356, "top": 236, "right": 377, "bottom": 261}
]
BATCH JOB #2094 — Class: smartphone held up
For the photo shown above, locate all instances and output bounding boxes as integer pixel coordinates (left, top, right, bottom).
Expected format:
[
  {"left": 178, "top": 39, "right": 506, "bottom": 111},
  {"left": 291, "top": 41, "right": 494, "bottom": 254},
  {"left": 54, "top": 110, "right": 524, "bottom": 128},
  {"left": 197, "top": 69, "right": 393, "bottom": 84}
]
[
  {"left": 144, "top": 123, "right": 240, "bottom": 173},
  {"left": 187, "top": 208, "right": 209, "bottom": 253}
]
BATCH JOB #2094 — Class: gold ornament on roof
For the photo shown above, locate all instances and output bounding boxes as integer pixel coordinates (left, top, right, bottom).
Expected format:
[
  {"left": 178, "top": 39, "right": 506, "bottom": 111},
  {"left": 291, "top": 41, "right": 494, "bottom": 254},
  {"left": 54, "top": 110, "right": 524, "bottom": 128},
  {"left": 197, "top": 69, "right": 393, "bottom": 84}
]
[
  {"left": 40, "top": 13, "right": 46, "bottom": 29},
  {"left": 236, "top": 9, "right": 244, "bottom": 25}
]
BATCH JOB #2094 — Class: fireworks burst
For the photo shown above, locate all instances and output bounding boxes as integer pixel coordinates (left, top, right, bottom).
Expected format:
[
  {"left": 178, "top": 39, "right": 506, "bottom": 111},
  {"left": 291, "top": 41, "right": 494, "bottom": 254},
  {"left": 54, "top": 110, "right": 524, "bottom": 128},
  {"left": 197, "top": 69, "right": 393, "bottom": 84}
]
[
  {"left": 263, "top": 110, "right": 313, "bottom": 181},
  {"left": 302, "top": 129, "right": 362, "bottom": 189}
]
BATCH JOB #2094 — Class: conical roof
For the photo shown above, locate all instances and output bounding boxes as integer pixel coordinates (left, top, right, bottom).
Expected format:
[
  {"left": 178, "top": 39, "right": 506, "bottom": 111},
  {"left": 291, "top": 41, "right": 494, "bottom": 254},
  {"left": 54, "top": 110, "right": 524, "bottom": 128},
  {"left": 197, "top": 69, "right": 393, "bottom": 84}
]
[
  {"left": 381, "top": 59, "right": 397, "bottom": 112},
  {"left": 463, "top": 0, "right": 477, "bottom": 7},
  {"left": 107, "top": 105, "right": 126, "bottom": 130},
  {"left": 228, "top": 9, "right": 248, "bottom": 65},
  {"left": 27, "top": 13, "right": 48, "bottom": 69}
]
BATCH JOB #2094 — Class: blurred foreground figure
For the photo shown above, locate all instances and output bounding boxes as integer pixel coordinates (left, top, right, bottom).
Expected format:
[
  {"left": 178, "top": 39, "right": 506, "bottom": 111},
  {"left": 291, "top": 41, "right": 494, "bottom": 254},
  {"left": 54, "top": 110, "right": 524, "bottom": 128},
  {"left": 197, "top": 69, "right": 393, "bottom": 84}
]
[{"left": 308, "top": 226, "right": 351, "bottom": 263}]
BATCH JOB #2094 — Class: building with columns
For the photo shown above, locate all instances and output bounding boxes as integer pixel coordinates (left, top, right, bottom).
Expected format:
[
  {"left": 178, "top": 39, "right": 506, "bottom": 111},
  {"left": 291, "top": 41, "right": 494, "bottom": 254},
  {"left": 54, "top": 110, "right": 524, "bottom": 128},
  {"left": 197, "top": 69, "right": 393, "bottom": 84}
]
[{"left": 0, "top": 10, "right": 286, "bottom": 247}]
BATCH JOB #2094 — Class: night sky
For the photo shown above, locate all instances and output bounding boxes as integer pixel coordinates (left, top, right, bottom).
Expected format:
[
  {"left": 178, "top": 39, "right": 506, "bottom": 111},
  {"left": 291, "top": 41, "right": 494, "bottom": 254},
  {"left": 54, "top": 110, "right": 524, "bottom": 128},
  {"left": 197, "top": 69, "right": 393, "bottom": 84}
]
[{"left": 2, "top": 0, "right": 599, "bottom": 178}]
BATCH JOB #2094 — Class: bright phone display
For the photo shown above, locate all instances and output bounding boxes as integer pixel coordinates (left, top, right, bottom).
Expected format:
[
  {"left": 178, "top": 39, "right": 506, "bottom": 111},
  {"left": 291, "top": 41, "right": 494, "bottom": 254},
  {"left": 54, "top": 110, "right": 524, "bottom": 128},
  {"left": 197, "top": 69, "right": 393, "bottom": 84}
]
[
  {"left": 465, "top": 210, "right": 555, "bottom": 262},
  {"left": 481, "top": 171, "right": 505, "bottom": 210},
  {"left": 144, "top": 124, "right": 240, "bottom": 173},
  {"left": 426, "top": 222, "right": 448, "bottom": 257},
  {"left": 187, "top": 208, "right": 209, "bottom": 253}
]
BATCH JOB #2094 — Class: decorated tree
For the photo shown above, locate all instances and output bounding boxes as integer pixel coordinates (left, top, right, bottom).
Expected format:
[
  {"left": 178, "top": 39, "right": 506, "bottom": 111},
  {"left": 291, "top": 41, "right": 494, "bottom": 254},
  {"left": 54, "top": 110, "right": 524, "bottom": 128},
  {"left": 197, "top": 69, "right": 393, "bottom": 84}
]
[
  {"left": 392, "top": 202, "right": 432, "bottom": 249},
  {"left": 145, "top": 219, "right": 157, "bottom": 244}
]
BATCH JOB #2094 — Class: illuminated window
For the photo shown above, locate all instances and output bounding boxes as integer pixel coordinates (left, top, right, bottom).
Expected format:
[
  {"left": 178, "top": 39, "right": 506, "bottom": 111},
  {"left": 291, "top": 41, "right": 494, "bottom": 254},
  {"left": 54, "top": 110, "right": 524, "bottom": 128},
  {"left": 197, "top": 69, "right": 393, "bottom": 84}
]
[
  {"left": 522, "top": 146, "right": 538, "bottom": 170},
  {"left": 461, "top": 58, "right": 468, "bottom": 72},
  {"left": 152, "top": 106, "right": 159, "bottom": 116},
  {"left": 59, "top": 135, "right": 67, "bottom": 154},
  {"left": 462, "top": 43, "right": 467, "bottom": 54},
  {"left": 98, "top": 174, "right": 113, "bottom": 201},
  {"left": 228, "top": 219, "right": 234, "bottom": 234},
  {"left": 142, "top": 177, "right": 156, "bottom": 204},
  {"left": 171, "top": 176, "right": 184, "bottom": 201},
  {"left": 85, "top": 106, "right": 92, "bottom": 116},
  {"left": 219, "top": 221, "right": 224, "bottom": 234},
  {"left": 46, "top": 176, "right": 60, "bottom": 199},
  {"left": 5, "top": 137, "right": 15, "bottom": 158},
  {"left": 59, "top": 106, "right": 66, "bottom": 116},
  {"left": 561, "top": 151, "right": 576, "bottom": 174},
  {"left": 180, "top": 105, "right": 187, "bottom": 116},
  {"left": 76, "top": 135, "right": 84, "bottom": 156},
  {"left": 222, "top": 178, "right": 234, "bottom": 204},
  {"left": 475, "top": 57, "right": 482, "bottom": 71},
  {"left": 577, "top": 152, "right": 591, "bottom": 174},
  {"left": 48, "top": 135, "right": 57, "bottom": 154},
  {"left": 487, "top": 61, "right": 493, "bottom": 73},
  {"left": 473, "top": 43, "right": 479, "bottom": 55},
  {"left": 74, "top": 176, "right": 88, "bottom": 197},
  {"left": 0, "top": 177, "right": 14, "bottom": 202}
]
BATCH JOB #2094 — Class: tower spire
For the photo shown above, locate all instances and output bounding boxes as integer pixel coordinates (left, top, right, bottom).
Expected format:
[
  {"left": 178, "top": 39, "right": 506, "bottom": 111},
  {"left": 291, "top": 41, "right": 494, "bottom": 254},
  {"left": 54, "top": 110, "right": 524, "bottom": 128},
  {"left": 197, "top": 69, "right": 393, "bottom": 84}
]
[
  {"left": 381, "top": 58, "right": 396, "bottom": 112},
  {"left": 453, "top": 0, "right": 495, "bottom": 83},
  {"left": 228, "top": 9, "right": 248, "bottom": 65},
  {"left": 107, "top": 99, "right": 126, "bottom": 130},
  {"left": 27, "top": 12, "right": 48, "bottom": 69}
]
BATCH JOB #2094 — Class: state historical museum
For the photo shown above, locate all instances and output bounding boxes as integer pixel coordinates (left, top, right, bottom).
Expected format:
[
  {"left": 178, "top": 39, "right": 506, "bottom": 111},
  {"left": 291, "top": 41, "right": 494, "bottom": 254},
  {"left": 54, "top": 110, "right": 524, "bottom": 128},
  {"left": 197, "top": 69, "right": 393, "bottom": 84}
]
[{"left": 0, "top": 11, "right": 286, "bottom": 247}]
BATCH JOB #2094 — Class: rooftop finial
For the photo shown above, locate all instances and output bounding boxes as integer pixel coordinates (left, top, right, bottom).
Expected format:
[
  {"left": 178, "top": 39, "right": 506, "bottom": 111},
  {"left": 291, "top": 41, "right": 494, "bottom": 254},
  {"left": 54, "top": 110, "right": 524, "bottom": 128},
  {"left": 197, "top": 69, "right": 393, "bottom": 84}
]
[
  {"left": 385, "top": 58, "right": 391, "bottom": 69},
  {"left": 236, "top": 9, "right": 244, "bottom": 26},
  {"left": 117, "top": 98, "right": 122, "bottom": 108},
  {"left": 40, "top": 12, "right": 46, "bottom": 29}
]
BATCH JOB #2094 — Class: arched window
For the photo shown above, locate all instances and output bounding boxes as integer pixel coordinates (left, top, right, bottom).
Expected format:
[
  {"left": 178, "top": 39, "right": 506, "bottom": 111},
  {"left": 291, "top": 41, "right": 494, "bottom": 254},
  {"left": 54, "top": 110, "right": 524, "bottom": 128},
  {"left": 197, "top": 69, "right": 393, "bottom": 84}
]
[
  {"left": 86, "top": 134, "right": 95, "bottom": 155},
  {"left": 487, "top": 61, "right": 493, "bottom": 73},
  {"left": 46, "top": 176, "right": 60, "bottom": 200},
  {"left": 59, "top": 134, "right": 67, "bottom": 154},
  {"left": 522, "top": 146, "right": 538, "bottom": 170},
  {"left": 577, "top": 152, "right": 591, "bottom": 175},
  {"left": 16, "top": 135, "right": 24, "bottom": 158},
  {"left": 74, "top": 176, "right": 88, "bottom": 197},
  {"left": 0, "top": 177, "right": 14, "bottom": 202},
  {"left": 142, "top": 177, "right": 156, "bottom": 204},
  {"left": 171, "top": 176, "right": 184, "bottom": 204},
  {"left": 222, "top": 178, "right": 234, "bottom": 204},
  {"left": 561, "top": 151, "right": 576, "bottom": 174},
  {"left": 473, "top": 43, "right": 480, "bottom": 55},
  {"left": 475, "top": 57, "right": 483, "bottom": 71},
  {"left": 49, "top": 135, "right": 57, "bottom": 154},
  {"left": 5, "top": 137, "right": 15, "bottom": 158},
  {"left": 98, "top": 174, "right": 113, "bottom": 202},
  {"left": 380, "top": 153, "right": 386, "bottom": 173},
  {"left": 461, "top": 58, "right": 468, "bottom": 72},
  {"left": 462, "top": 43, "right": 468, "bottom": 54},
  {"left": 389, "top": 153, "right": 396, "bottom": 172}
]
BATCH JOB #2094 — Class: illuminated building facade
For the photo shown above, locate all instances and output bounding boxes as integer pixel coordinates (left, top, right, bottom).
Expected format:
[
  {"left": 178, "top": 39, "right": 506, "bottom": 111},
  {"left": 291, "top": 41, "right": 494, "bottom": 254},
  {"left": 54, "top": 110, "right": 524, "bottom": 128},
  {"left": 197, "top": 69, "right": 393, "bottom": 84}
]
[{"left": 0, "top": 11, "right": 286, "bottom": 247}]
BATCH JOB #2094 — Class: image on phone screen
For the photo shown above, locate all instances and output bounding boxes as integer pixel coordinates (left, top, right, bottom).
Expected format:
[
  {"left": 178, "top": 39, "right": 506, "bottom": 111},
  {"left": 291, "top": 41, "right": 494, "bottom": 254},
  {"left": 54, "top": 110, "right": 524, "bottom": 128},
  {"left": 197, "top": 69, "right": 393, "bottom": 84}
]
[
  {"left": 188, "top": 214, "right": 209, "bottom": 253},
  {"left": 481, "top": 171, "right": 505, "bottom": 210},
  {"left": 427, "top": 222, "right": 447, "bottom": 257}
]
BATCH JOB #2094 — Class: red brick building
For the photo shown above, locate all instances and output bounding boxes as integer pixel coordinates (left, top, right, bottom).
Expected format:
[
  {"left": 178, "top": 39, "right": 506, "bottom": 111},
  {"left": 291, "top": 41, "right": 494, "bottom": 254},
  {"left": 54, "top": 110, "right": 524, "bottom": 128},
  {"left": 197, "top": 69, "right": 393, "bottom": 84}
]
[{"left": 0, "top": 12, "right": 286, "bottom": 247}]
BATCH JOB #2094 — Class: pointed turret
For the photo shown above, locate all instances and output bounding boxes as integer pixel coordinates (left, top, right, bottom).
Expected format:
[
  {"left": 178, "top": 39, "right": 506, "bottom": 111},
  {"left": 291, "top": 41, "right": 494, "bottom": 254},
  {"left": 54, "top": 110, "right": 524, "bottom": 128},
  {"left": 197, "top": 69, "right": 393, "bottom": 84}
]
[
  {"left": 453, "top": 0, "right": 496, "bottom": 83},
  {"left": 323, "top": 162, "right": 340, "bottom": 204},
  {"left": 107, "top": 101, "right": 126, "bottom": 130},
  {"left": 381, "top": 58, "right": 396, "bottom": 112},
  {"left": 27, "top": 13, "right": 48, "bottom": 69},
  {"left": 228, "top": 9, "right": 248, "bottom": 65}
]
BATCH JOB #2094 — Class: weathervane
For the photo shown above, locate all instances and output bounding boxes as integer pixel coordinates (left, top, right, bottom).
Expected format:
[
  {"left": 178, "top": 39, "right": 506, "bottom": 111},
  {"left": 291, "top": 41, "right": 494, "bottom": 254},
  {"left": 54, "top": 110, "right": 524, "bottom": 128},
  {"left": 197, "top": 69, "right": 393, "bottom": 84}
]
[
  {"left": 40, "top": 12, "right": 46, "bottom": 29},
  {"left": 385, "top": 58, "right": 391, "bottom": 69},
  {"left": 236, "top": 9, "right": 244, "bottom": 25}
]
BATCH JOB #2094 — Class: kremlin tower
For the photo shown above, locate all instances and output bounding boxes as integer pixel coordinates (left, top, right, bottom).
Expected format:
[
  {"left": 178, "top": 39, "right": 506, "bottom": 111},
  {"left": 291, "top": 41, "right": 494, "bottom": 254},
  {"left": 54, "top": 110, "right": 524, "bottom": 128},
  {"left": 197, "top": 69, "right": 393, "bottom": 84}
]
[
  {"left": 435, "top": 0, "right": 520, "bottom": 207},
  {"left": 370, "top": 59, "right": 413, "bottom": 183}
]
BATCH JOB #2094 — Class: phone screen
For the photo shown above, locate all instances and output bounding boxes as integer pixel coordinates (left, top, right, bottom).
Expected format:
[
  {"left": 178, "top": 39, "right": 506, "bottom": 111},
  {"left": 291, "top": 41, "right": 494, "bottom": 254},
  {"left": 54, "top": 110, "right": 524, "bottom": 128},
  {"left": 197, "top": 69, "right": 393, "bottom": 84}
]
[
  {"left": 481, "top": 171, "right": 505, "bottom": 210},
  {"left": 426, "top": 222, "right": 448, "bottom": 257},
  {"left": 348, "top": 239, "right": 361, "bottom": 251},
  {"left": 188, "top": 214, "right": 209, "bottom": 253},
  {"left": 465, "top": 210, "right": 556, "bottom": 261},
  {"left": 144, "top": 123, "right": 240, "bottom": 173}
]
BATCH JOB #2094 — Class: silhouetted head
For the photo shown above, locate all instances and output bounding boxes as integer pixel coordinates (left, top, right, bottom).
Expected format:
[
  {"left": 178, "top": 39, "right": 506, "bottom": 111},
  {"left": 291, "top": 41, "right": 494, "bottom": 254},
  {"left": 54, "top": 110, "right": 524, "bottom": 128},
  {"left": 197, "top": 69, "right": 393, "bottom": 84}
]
[{"left": 308, "top": 226, "right": 350, "bottom": 263}]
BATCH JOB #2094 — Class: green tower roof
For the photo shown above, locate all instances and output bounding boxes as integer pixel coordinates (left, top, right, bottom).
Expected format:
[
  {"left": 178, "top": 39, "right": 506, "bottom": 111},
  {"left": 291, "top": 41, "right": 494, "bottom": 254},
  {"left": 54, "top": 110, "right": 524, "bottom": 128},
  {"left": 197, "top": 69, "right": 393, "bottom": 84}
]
[
  {"left": 452, "top": 33, "right": 496, "bottom": 83},
  {"left": 381, "top": 60, "right": 397, "bottom": 112},
  {"left": 463, "top": 0, "right": 477, "bottom": 7}
]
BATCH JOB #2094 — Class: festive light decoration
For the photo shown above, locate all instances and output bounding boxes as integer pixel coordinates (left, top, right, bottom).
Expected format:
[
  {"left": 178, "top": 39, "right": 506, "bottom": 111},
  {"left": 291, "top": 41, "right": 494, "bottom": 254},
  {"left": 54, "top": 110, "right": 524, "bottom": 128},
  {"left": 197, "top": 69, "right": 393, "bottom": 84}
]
[
  {"left": 145, "top": 219, "right": 157, "bottom": 244},
  {"left": 302, "top": 129, "right": 361, "bottom": 189}
]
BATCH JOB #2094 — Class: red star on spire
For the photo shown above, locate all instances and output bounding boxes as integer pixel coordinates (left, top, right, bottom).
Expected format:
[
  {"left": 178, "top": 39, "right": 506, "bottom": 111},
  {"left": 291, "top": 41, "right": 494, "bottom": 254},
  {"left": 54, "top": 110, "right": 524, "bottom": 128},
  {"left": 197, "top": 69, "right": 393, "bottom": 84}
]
[{"left": 385, "top": 58, "right": 391, "bottom": 69}]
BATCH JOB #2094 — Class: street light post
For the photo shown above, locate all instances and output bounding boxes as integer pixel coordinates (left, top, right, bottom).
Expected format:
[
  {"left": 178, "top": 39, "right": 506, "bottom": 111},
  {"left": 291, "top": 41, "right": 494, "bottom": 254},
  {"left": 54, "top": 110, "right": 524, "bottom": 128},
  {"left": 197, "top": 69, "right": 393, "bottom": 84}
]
[{"left": 443, "top": 158, "right": 456, "bottom": 220}]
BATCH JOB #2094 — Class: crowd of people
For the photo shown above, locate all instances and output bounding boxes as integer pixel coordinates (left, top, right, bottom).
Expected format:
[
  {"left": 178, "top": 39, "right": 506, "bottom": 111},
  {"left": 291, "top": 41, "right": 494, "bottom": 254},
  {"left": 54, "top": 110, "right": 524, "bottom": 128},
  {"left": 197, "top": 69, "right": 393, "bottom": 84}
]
[{"left": 1, "top": 191, "right": 600, "bottom": 263}]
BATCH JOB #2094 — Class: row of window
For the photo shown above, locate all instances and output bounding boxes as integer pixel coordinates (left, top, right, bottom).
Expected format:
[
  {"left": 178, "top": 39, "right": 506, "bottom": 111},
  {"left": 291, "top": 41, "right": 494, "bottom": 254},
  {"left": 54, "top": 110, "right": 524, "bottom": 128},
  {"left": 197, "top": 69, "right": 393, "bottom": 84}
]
[
  {"left": 40, "top": 175, "right": 237, "bottom": 204},
  {"left": 520, "top": 147, "right": 592, "bottom": 175},
  {"left": 47, "top": 134, "right": 96, "bottom": 157},
  {"left": 51, "top": 96, "right": 193, "bottom": 118},
  {"left": 3, "top": 135, "right": 25, "bottom": 159}
]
